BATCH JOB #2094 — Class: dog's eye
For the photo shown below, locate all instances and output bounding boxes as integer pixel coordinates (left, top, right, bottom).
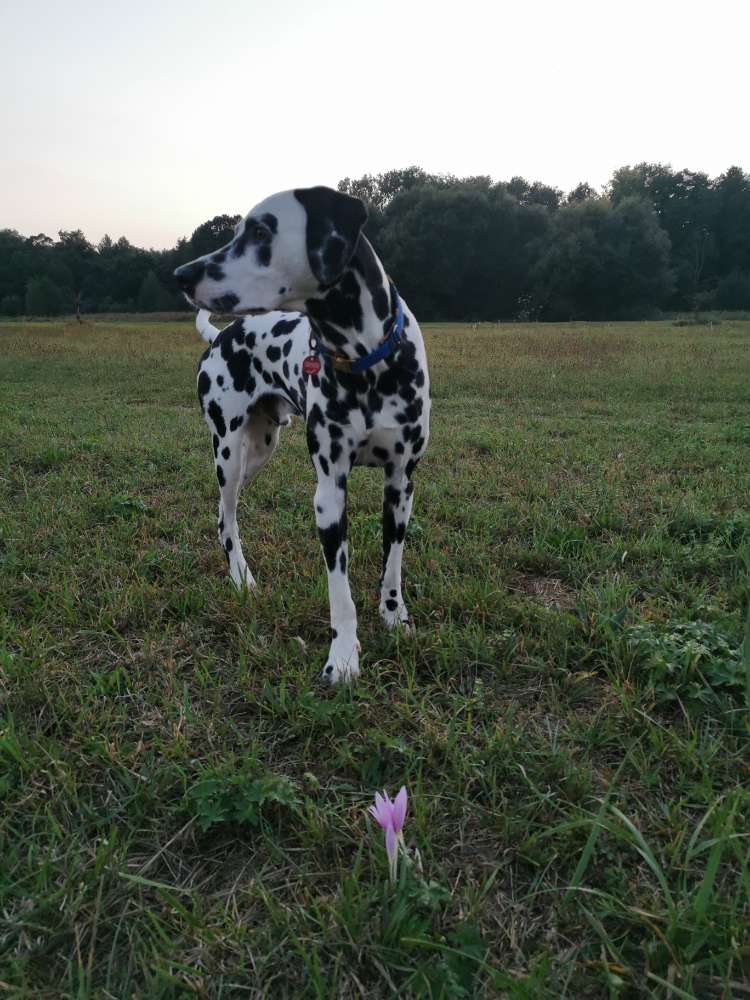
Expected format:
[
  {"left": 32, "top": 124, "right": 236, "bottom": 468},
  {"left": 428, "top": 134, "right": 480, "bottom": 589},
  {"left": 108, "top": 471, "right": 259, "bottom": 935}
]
[{"left": 253, "top": 225, "right": 271, "bottom": 244}]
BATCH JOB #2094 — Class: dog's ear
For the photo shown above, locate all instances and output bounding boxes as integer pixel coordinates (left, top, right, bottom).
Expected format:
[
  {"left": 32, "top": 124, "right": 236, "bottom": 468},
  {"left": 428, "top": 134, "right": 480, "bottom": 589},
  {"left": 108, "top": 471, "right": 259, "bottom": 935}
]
[{"left": 294, "top": 186, "right": 368, "bottom": 287}]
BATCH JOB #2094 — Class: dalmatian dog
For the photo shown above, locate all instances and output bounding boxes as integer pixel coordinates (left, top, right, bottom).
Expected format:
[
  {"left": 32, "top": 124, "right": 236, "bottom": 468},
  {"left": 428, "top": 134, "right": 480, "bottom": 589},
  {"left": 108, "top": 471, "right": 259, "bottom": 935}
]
[{"left": 174, "top": 186, "right": 430, "bottom": 683}]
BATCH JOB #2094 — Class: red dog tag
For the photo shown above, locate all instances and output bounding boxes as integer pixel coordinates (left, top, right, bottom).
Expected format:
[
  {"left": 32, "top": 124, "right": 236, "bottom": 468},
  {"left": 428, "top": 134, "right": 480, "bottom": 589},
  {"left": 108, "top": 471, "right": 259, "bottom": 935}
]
[{"left": 302, "top": 355, "right": 321, "bottom": 375}]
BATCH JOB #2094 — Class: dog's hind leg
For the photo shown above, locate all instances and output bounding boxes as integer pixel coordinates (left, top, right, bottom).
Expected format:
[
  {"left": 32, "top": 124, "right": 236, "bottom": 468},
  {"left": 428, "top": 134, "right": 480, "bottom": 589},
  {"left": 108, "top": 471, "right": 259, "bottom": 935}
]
[
  {"left": 379, "top": 466, "right": 416, "bottom": 629},
  {"left": 215, "top": 401, "right": 281, "bottom": 590}
]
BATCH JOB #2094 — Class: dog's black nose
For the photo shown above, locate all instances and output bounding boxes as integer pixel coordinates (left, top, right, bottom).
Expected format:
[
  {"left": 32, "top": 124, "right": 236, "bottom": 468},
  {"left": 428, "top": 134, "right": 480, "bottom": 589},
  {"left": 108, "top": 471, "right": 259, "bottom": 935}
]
[{"left": 174, "top": 260, "right": 205, "bottom": 291}]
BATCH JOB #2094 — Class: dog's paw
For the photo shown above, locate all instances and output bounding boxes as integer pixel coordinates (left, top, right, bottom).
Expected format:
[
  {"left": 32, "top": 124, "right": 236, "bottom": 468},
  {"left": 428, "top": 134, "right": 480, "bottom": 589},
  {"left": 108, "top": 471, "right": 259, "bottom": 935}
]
[
  {"left": 322, "top": 641, "right": 360, "bottom": 684},
  {"left": 230, "top": 566, "right": 257, "bottom": 592}
]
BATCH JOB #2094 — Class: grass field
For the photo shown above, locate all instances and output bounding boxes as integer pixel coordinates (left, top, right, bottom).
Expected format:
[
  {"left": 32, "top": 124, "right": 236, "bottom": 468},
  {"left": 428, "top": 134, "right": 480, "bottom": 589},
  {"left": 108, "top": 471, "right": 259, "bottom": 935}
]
[{"left": 1, "top": 317, "right": 749, "bottom": 998}]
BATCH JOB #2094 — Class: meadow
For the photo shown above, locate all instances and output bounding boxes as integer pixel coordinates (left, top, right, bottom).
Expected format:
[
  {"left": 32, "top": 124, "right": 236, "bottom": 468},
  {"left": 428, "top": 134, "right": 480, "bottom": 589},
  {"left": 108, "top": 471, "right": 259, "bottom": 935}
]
[{"left": 1, "top": 316, "right": 749, "bottom": 998}]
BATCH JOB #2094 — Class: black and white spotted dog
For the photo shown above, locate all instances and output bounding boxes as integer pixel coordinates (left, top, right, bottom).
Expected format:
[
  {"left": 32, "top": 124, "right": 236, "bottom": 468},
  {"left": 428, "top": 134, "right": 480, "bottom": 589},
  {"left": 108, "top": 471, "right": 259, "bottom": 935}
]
[{"left": 174, "top": 186, "right": 430, "bottom": 683}]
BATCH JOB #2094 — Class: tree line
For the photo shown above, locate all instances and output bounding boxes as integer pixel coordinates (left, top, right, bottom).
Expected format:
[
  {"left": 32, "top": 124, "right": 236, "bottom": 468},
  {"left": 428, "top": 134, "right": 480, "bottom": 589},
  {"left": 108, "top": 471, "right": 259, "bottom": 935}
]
[{"left": 1, "top": 163, "right": 749, "bottom": 321}]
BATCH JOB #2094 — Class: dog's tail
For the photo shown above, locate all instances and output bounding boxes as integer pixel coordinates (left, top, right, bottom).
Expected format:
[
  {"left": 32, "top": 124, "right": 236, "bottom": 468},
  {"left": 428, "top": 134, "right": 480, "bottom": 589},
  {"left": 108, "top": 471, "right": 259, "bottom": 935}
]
[{"left": 196, "top": 309, "right": 219, "bottom": 344}]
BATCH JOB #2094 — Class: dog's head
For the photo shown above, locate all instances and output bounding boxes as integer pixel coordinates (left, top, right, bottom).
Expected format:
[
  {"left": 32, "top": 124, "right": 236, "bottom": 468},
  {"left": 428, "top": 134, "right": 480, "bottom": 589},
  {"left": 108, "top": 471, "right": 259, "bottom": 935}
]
[{"left": 174, "top": 186, "right": 367, "bottom": 315}]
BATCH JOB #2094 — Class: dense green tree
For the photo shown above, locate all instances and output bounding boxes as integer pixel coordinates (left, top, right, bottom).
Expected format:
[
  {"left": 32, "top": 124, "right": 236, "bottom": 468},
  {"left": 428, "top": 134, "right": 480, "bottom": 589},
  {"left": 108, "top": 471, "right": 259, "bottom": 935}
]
[
  {"left": 136, "top": 271, "right": 173, "bottom": 311},
  {"left": 25, "top": 275, "right": 66, "bottom": 315},
  {"left": 338, "top": 167, "right": 439, "bottom": 213},
  {"left": 610, "top": 163, "right": 718, "bottom": 306},
  {"left": 55, "top": 229, "right": 96, "bottom": 315},
  {"left": 714, "top": 270, "right": 750, "bottom": 310},
  {"left": 187, "top": 214, "right": 242, "bottom": 257},
  {"left": 532, "top": 197, "right": 674, "bottom": 319},
  {"left": 566, "top": 182, "right": 598, "bottom": 204},
  {"left": 376, "top": 183, "right": 550, "bottom": 320},
  {"left": 714, "top": 167, "right": 750, "bottom": 277},
  {"left": 1, "top": 166, "right": 749, "bottom": 318},
  {"left": 0, "top": 294, "right": 23, "bottom": 315}
]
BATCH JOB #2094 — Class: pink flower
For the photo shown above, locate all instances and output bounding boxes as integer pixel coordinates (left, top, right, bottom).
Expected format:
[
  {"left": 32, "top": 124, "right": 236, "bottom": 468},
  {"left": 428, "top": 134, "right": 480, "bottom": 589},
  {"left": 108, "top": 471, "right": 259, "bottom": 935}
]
[{"left": 368, "top": 787, "right": 408, "bottom": 881}]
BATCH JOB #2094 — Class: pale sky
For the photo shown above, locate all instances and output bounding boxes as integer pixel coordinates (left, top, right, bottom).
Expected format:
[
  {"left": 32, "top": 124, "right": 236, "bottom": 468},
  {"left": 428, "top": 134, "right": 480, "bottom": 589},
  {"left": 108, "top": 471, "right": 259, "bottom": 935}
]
[{"left": 1, "top": 0, "right": 747, "bottom": 250}]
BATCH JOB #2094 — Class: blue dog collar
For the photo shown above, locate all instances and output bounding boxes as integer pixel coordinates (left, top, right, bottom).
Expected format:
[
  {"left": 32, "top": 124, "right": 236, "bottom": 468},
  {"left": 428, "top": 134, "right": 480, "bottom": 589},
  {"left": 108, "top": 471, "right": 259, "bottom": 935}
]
[{"left": 310, "top": 280, "right": 404, "bottom": 375}]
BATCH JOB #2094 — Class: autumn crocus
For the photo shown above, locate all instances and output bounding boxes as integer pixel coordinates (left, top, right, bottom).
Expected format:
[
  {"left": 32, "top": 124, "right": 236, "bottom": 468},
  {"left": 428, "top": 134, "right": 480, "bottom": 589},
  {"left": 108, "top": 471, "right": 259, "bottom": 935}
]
[{"left": 369, "top": 787, "right": 408, "bottom": 882}]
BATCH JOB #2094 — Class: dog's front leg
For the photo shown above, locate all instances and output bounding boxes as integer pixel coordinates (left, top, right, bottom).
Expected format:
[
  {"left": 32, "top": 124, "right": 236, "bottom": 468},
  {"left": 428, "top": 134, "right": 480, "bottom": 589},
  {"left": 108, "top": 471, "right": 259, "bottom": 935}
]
[
  {"left": 379, "top": 467, "right": 415, "bottom": 629},
  {"left": 314, "top": 473, "right": 359, "bottom": 683}
]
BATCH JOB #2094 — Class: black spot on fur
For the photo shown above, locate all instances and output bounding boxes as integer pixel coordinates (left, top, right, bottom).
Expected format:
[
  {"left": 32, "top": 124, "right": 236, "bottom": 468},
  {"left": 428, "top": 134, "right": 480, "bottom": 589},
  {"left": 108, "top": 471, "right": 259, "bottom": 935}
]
[
  {"left": 229, "top": 415, "right": 244, "bottom": 432},
  {"left": 197, "top": 370, "right": 211, "bottom": 411},
  {"left": 318, "top": 510, "right": 347, "bottom": 571},
  {"left": 208, "top": 399, "right": 226, "bottom": 437},
  {"left": 232, "top": 216, "right": 261, "bottom": 258},
  {"left": 266, "top": 345, "right": 281, "bottom": 362},
  {"left": 306, "top": 403, "right": 325, "bottom": 455},
  {"left": 217, "top": 374, "right": 224, "bottom": 387},
  {"left": 272, "top": 317, "right": 301, "bottom": 337},
  {"left": 382, "top": 500, "right": 397, "bottom": 570},
  {"left": 306, "top": 270, "right": 364, "bottom": 338},
  {"left": 225, "top": 537, "right": 233, "bottom": 552},
  {"left": 216, "top": 465, "right": 225, "bottom": 486},
  {"left": 385, "top": 599, "right": 398, "bottom": 611},
  {"left": 352, "top": 238, "right": 389, "bottom": 319},
  {"left": 222, "top": 446, "right": 230, "bottom": 460},
  {"left": 206, "top": 262, "right": 225, "bottom": 281},
  {"left": 212, "top": 293, "right": 240, "bottom": 312}
]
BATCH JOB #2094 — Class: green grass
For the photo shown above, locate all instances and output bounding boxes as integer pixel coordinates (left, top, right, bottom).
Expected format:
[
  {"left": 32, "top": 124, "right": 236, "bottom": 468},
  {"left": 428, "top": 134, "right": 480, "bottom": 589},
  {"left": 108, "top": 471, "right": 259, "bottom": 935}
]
[{"left": 1, "top": 316, "right": 749, "bottom": 998}]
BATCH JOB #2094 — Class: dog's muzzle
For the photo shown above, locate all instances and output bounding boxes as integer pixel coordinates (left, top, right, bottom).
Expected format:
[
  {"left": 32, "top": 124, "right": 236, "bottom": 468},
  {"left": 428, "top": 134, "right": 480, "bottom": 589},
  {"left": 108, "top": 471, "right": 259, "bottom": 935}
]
[{"left": 174, "top": 261, "right": 206, "bottom": 297}]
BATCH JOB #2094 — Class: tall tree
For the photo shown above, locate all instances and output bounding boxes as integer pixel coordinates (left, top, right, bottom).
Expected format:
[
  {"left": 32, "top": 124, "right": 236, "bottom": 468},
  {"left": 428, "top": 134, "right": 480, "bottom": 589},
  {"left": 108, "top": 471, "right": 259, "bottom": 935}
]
[
  {"left": 532, "top": 197, "right": 674, "bottom": 319},
  {"left": 187, "top": 214, "right": 242, "bottom": 258},
  {"left": 55, "top": 229, "right": 96, "bottom": 320}
]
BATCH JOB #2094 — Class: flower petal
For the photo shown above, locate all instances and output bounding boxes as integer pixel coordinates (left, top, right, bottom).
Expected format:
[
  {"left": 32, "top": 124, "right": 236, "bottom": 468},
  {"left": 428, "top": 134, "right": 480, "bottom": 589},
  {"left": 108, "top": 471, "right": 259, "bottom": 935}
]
[
  {"left": 370, "top": 792, "right": 390, "bottom": 829},
  {"left": 392, "top": 786, "right": 407, "bottom": 832}
]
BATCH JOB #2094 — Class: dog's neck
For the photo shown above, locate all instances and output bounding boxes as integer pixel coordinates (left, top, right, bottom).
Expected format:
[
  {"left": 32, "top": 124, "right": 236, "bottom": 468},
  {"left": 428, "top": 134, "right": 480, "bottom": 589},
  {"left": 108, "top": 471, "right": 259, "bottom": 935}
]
[{"left": 304, "top": 237, "right": 395, "bottom": 360}]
